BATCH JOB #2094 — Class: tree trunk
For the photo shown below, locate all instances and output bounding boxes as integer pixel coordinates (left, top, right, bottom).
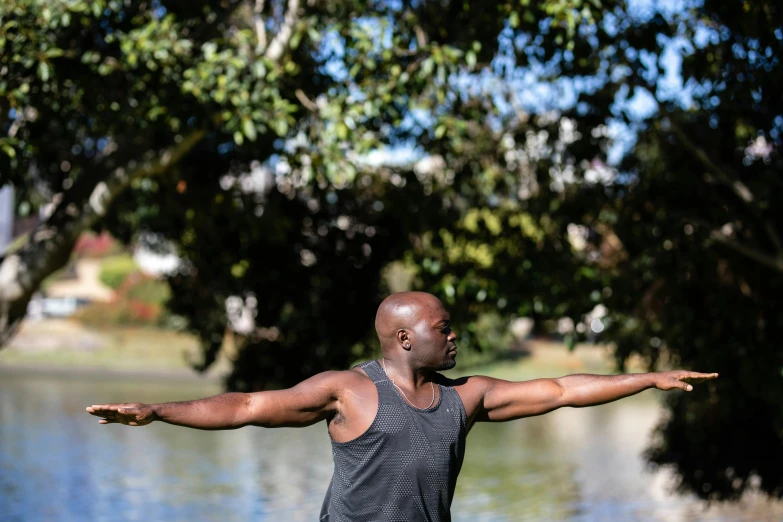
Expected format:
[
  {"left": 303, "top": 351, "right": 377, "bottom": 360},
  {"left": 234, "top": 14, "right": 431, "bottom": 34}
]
[{"left": 0, "top": 130, "right": 206, "bottom": 345}]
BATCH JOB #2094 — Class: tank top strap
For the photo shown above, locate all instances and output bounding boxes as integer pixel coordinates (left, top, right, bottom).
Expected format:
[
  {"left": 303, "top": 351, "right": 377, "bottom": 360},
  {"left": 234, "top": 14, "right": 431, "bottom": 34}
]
[
  {"left": 441, "top": 384, "right": 468, "bottom": 431},
  {"left": 356, "top": 360, "right": 400, "bottom": 405},
  {"left": 357, "top": 359, "right": 387, "bottom": 382}
]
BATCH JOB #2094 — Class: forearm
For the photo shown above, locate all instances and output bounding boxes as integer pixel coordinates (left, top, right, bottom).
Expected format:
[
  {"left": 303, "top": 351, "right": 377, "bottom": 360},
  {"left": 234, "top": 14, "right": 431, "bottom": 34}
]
[
  {"left": 555, "top": 373, "right": 657, "bottom": 408},
  {"left": 152, "top": 392, "right": 252, "bottom": 430}
]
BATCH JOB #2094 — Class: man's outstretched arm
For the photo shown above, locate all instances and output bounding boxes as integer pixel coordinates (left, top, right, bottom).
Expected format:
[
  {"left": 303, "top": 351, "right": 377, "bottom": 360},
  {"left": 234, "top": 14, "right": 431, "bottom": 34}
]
[
  {"left": 86, "top": 371, "right": 346, "bottom": 430},
  {"left": 473, "top": 370, "right": 718, "bottom": 422}
]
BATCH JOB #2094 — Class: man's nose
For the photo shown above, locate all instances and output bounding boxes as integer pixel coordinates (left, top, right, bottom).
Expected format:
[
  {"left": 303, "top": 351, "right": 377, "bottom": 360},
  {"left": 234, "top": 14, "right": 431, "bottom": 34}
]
[{"left": 447, "top": 330, "right": 457, "bottom": 342}]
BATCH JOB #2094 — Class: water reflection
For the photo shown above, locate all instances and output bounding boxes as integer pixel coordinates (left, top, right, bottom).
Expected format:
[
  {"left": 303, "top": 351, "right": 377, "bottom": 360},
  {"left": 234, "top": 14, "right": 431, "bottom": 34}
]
[{"left": 1, "top": 372, "right": 781, "bottom": 521}]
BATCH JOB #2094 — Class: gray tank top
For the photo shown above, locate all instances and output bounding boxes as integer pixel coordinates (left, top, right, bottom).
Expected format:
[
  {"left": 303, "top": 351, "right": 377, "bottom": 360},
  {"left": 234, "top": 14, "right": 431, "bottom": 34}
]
[{"left": 320, "top": 360, "right": 468, "bottom": 522}]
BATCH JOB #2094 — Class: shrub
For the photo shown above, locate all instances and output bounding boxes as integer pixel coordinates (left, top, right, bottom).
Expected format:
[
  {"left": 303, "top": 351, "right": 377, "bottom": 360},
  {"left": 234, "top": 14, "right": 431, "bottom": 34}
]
[
  {"left": 99, "top": 255, "right": 138, "bottom": 289},
  {"left": 125, "top": 276, "right": 171, "bottom": 305},
  {"left": 73, "top": 232, "right": 121, "bottom": 258},
  {"left": 75, "top": 273, "right": 172, "bottom": 327}
]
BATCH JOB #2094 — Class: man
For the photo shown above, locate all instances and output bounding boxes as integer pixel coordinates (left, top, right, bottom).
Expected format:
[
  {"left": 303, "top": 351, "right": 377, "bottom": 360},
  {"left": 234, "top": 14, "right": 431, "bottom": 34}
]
[{"left": 87, "top": 291, "right": 717, "bottom": 521}]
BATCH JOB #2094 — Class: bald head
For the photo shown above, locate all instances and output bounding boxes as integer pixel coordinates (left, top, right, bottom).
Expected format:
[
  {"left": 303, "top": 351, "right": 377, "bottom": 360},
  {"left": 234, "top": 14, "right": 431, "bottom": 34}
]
[
  {"left": 375, "top": 292, "right": 441, "bottom": 341},
  {"left": 374, "top": 292, "right": 456, "bottom": 369}
]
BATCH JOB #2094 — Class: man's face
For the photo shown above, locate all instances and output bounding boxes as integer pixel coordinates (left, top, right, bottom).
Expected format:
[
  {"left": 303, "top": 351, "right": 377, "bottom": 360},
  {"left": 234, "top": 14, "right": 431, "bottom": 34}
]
[{"left": 410, "top": 296, "right": 458, "bottom": 370}]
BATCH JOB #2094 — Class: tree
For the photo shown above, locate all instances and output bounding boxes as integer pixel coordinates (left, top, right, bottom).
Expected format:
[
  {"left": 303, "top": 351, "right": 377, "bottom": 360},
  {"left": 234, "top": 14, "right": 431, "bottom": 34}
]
[
  {"left": 410, "top": 0, "right": 783, "bottom": 501},
  {"left": 598, "top": 0, "right": 783, "bottom": 501},
  {"left": 0, "top": 0, "right": 608, "bottom": 373}
]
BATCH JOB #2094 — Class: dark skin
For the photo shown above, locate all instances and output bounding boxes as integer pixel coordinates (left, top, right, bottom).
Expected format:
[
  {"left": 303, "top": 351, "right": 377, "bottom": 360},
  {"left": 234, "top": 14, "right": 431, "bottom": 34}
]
[{"left": 86, "top": 292, "right": 719, "bottom": 443}]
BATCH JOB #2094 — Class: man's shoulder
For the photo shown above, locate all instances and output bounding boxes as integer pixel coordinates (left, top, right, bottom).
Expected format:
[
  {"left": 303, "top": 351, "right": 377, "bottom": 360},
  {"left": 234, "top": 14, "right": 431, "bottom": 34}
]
[
  {"left": 307, "top": 364, "right": 374, "bottom": 389},
  {"left": 436, "top": 373, "right": 496, "bottom": 392},
  {"left": 435, "top": 374, "right": 499, "bottom": 420}
]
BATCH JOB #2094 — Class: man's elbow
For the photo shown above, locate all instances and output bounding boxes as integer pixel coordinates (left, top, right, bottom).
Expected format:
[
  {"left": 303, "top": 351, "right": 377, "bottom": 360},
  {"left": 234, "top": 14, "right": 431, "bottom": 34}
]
[
  {"left": 236, "top": 392, "right": 264, "bottom": 427},
  {"left": 551, "top": 378, "right": 571, "bottom": 408}
]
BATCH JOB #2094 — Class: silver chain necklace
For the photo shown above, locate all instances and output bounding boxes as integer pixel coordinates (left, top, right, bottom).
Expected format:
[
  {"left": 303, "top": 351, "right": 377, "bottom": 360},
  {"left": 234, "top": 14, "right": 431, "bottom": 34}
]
[{"left": 381, "top": 358, "right": 435, "bottom": 410}]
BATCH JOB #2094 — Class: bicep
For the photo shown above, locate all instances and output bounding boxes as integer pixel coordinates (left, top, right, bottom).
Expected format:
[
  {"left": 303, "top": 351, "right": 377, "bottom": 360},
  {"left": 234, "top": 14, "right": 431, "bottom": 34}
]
[
  {"left": 478, "top": 377, "right": 566, "bottom": 422},
  {"left": 245, "top": 371, "right": 343, "bottom": 428}
]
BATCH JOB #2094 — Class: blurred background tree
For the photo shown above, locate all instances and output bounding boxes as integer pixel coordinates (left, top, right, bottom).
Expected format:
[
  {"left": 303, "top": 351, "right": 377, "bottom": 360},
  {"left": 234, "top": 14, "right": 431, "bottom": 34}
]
[{"left": 1, "top": 0, "right": 781, "bottom": 501}]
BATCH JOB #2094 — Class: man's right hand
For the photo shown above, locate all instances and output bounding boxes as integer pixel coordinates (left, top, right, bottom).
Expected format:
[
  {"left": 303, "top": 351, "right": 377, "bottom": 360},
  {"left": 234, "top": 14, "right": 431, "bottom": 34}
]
[{"left": 86, "top": 403, "right": 156, "bottom": 426}]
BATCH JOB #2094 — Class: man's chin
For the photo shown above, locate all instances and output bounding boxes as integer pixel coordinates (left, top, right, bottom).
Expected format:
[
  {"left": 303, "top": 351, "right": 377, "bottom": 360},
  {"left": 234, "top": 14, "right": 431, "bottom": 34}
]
[{"left": 439, "top": 359, "right": 457, "bottom": 371}]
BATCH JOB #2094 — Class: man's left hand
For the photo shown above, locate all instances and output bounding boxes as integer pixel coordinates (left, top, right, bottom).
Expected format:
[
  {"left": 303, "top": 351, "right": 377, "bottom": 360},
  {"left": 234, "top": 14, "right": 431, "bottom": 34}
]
[{"left": 654, "top": 370, "right": 719, "bottom": 392}]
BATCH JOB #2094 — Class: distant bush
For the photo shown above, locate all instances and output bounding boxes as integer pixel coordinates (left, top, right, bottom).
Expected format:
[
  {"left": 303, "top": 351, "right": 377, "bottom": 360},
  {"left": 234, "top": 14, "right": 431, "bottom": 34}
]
[
  {"left": 75, "top": 273, "right": 172, "bottom": 328},
  {"left": 125, "top": 276, "right": 171, "bottom": 304},
  {"left": 74, "top": 299, "right": 162, "bottom": 327},
  {"left": 73, "top": 232, "right": 121, "bottom": 258},
  {"left": 99, "top": 255, "right": 138, "bottom": 289}
]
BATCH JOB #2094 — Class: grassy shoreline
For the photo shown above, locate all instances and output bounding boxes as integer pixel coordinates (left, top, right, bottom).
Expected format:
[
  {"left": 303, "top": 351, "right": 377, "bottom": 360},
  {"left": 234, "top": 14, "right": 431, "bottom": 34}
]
[
  {"left": 0, "top": 319, "right": 635, "bottom": 384},
  {"left": 0, "top": 319, "right": 230, "bottom": 381},
  {"left": 0, "top": 361, "right": 224, "bottom": 382}
]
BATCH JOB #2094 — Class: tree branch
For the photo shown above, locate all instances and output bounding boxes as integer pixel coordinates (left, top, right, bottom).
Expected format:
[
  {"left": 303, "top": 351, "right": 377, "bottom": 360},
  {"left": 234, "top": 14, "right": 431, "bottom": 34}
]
[
  {"left": 0, "top": 129, "right": 206, "bottom": 344},
  {"left": 669, "top": 119, "right": 783, "bottom": 256},
  {"left": 709, "top": 228, "right": 783, "bottom": 274},
  {"left": 264, "top": 0, "right": 301, "bottom": 62},
  {"left": 295, "top": 89, "right": 317, "bottom": 111},
  {"left": 669, "top": 121, "right": 754, "bottom": 204},
  {"left": 763, "top": 222, "right": 783, "bottom": 254},
  {"left": 414, "top": 24, "right": 428, "bottom": 49},
  {"left": 254, "top": 0, "right": 267, "bottom": 53}
]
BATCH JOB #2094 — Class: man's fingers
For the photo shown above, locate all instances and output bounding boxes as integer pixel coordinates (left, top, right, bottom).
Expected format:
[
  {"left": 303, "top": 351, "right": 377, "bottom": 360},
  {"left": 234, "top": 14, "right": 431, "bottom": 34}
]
[
  {"left": 86, "top": 405, "right": 119, "bottom": 414},
  {"left": 90, "top": 404, "right": 119, "bottom": 411},
  {"left": 680, "top": 372, "right": 719, "bottom": 385},
  {"left": 87, "top": 403, "right": 150, "bottom": 426},
  {"left": 669, "top": 371, "right": 719, "bottom": 391},
  {"left": 87, "top": 409, "right": 121, "bottom": 419},
  {"left": 687, "top": 372, "right": 719, "bottom": 379},
  {"left": 87, "top": 405, "right": 139, "bottom": 416}
]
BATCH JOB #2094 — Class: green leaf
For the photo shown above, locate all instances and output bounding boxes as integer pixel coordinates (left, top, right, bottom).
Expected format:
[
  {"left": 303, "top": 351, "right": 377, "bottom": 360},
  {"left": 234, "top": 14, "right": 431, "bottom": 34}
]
[
  {"left": 242, "top": 118, "right": 257, "bottom": 141},
  {"left": 231, "top": 260, "right": 249, "bottom": 278},
  {"left": 273, "top": 119, "right": 289, "bottom": 136},
  {"left": 290, "top": 31, "right": 302, "bottom": 50},
  {"left": 466, "top": 51, "right": 477, "bottom": 68},
  {"left": 421, "top": 58, "right": 434, "bottom": 77},
  {"left": 37, "top": 61, "right": 50, "bottom": 82},
  {"left": 337, "top": 122, "right": 348, "bottom": 140}
]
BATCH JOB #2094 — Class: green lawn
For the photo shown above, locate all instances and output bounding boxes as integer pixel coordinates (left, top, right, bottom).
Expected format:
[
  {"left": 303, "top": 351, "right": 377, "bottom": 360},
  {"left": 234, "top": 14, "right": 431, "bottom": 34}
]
[
  {"left": 0, "top": 320, "right": 221, "bottom": 376},
  {"left": 446, "top": 340, "right": 624, "bottom": 381},
  {"left": 1, "top": 319, "right": 632, "bottom": 384},
  {"left": 8, "top": 250, "right": 634, "bottom": 383}
]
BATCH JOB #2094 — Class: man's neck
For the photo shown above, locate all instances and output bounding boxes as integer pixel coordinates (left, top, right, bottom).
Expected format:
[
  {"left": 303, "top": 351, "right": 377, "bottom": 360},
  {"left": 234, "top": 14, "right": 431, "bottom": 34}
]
[{"left": 380, "top": 358, "right": 435, "bottom": 390}]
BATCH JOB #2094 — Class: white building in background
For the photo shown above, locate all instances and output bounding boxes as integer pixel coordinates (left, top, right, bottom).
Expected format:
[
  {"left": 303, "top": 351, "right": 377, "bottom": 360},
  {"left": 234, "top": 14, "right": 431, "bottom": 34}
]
[
  {"left": 0, "top": 185, "right": 13, "bottom": 253},
  {"left": 133, "top": 245, "right": 181, "bottom": 277}
]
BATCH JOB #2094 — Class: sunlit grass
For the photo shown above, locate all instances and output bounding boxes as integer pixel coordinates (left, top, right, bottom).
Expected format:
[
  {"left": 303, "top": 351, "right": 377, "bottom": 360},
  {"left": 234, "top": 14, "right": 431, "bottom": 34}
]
[
  {"left": 0, "top": 320, "right": 645, "bottom": 384},
  {"left": 0, "top": 320, "right": 204, "bottom": 372},
  {"left": 446, "top": 339, "right": 621, "bottom": 382}
]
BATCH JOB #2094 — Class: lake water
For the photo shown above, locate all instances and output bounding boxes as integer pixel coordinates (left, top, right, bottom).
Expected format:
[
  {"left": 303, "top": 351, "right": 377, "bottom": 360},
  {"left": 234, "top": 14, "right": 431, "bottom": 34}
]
[{"left": 1, "top": 371, "right": 781, "bottom": 521}]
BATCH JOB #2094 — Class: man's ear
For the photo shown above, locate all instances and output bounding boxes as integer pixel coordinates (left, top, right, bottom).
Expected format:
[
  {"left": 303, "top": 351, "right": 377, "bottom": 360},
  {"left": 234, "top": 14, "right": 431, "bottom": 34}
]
[{"left": 397, "top": 329, "right": 412, "bottom": 351}]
